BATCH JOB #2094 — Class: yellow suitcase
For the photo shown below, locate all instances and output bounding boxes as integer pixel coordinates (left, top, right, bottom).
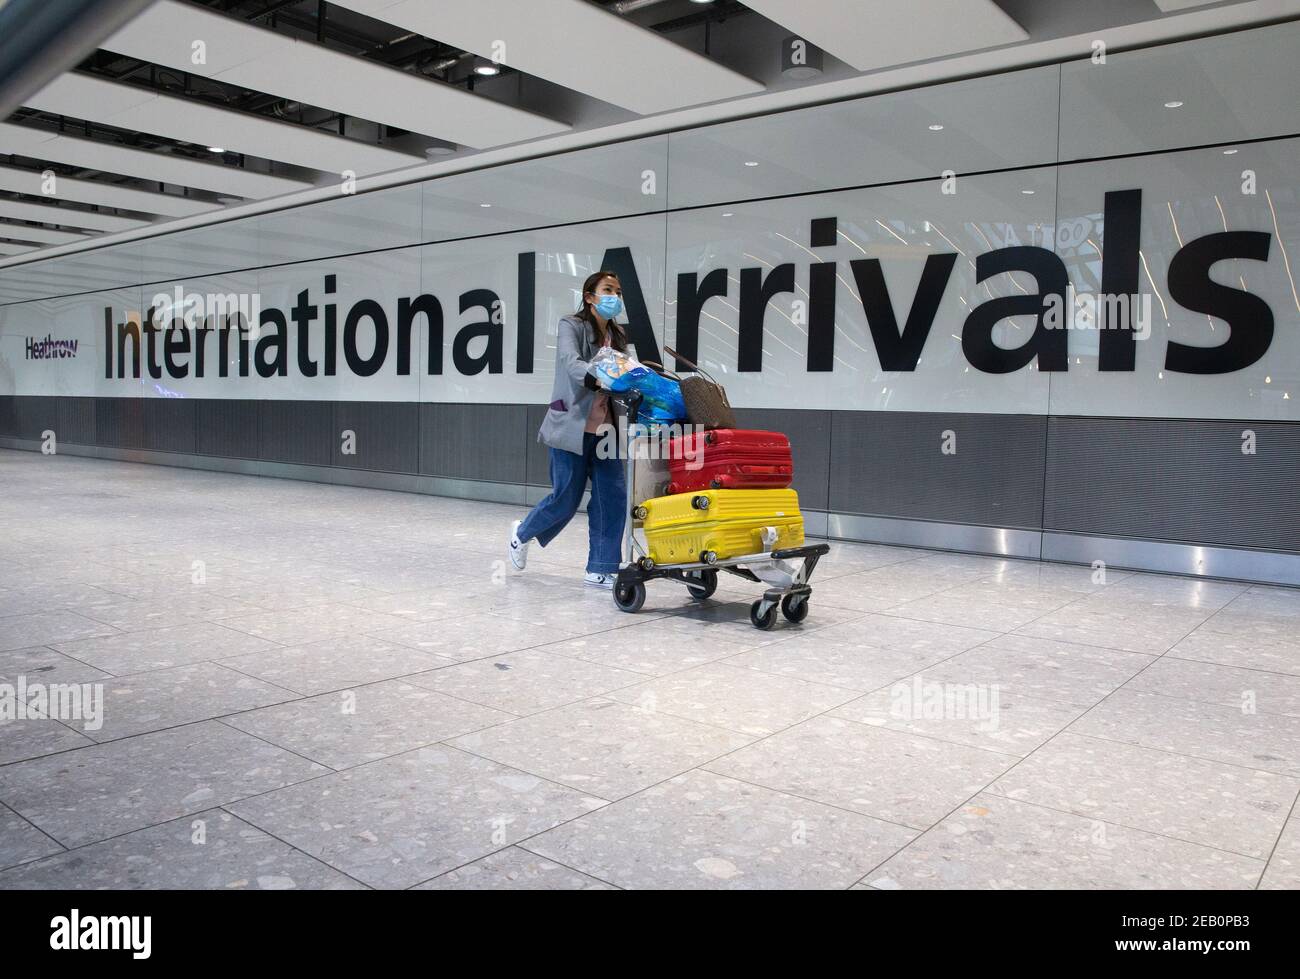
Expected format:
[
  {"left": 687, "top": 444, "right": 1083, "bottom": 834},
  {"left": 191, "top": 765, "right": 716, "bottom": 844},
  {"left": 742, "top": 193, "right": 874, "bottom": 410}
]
[{"left": 638, "top": 488, "right": 804, "bottom": 565}]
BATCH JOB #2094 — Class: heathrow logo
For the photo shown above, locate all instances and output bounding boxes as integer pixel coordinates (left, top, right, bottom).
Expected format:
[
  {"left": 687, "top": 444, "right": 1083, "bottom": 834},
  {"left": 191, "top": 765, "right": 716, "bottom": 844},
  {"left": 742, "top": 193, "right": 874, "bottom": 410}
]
[
  {"left": 98, "top": 187, "right": 1276, "bottom": 383},
  {"left": 25, "top": 334, "right": 79, "bottom": 359}
]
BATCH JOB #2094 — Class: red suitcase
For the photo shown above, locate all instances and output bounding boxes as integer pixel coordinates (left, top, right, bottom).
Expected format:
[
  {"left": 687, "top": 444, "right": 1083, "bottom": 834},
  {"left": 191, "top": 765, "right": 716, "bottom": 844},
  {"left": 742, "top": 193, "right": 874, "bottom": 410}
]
[{"left": 665, "top": 428, "right": 793, "bottom": 494}]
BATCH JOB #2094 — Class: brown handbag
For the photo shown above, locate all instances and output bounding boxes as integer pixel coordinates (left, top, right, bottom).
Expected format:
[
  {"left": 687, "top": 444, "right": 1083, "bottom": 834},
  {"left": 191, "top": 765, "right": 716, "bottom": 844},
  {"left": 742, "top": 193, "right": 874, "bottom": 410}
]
[{"left": 663, "top": 345, "right": 737, "bottom": 430}]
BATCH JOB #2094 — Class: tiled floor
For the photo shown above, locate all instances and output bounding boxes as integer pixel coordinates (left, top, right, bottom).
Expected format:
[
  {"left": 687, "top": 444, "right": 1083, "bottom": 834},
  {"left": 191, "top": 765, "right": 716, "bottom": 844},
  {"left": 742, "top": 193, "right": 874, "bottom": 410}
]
[{"left": 1, "top": 449, "right": 1298, "bottom": 890}]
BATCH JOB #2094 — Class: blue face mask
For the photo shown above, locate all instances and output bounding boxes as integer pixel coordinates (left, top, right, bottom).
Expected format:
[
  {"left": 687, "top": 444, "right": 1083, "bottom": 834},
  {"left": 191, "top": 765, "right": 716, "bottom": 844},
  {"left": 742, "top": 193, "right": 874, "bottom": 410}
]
[{"left": 593, "top": 294, "right": 623, "bottom": 319}]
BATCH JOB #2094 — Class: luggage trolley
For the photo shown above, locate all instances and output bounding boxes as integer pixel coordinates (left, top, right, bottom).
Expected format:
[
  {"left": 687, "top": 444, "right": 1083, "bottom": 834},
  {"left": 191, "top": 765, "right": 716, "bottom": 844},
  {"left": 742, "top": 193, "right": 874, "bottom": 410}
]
[{"left": 608, "top": 389, "right": 830, "bottom": 631}]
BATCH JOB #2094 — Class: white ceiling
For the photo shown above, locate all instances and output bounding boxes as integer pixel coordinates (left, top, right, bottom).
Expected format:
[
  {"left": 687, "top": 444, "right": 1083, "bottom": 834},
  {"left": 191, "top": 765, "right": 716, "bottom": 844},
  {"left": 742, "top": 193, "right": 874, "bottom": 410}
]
[
  {"left": 24, "top": 72, "right": 425, "bottom": 177},
  {"left": 0, "top": 219, "right": 93, "bottom": 245},
  {"left": 0, "top": 163, "right": 217, "bottom": 217},
  {"left": 99, "top": 0, "right": 571, "bottom": 148},
  {"left": 741, "top": 0, "right": 1028, "bottom": 72},
  {"left": 0, "top": 120, "right": 312, "bottom": 198},
  {"left": 0, "top": 197, "right": 150, "bottom": 233},
  {"left": 0, "top": 0, "right": 1293, "bottom": 267},
  {"left": 328, "top": 0, "right": 764, "bottom": 115}
]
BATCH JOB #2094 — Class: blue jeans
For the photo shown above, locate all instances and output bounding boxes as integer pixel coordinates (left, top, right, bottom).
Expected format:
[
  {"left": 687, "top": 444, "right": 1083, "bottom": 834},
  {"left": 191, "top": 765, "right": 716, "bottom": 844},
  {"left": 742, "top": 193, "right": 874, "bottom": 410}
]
[{"left": 516, "top": 432, "right": 627, "bottom": 575}]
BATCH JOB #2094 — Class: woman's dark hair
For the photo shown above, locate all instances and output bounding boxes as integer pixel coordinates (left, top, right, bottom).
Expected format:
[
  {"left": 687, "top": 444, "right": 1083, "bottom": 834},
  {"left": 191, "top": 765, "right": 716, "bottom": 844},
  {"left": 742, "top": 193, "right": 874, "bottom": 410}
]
[{"left": 575, "top": 270, "right": 628, "bottom": 352}]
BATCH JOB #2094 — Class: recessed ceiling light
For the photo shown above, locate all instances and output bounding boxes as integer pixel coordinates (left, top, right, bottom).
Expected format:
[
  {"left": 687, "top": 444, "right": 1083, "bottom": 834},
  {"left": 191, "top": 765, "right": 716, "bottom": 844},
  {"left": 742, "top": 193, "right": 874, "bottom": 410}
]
[
  {"left": 473, "top": 58, "right": 501, "bottom": 76},
  {"left": 928, "top": 124, "right": 944, "bottom": 131},
  {"left": 479, "top": 202, "right": 492, "bottom": 207},
  {"left": 425, "top": 144, "right": 456, "bottom": 157},
  {"left": 1164, "top": 100, "right": 1184, "bottom": 108},
  {"left": 1223, "top": 148, "right": 1238, "bottom": 155},
  {"left": 721, "top": 212, "right": 734, "bottom": 217},
  {"left": 744, "top": 161, "right": 759, "bottom": 167},
  {"left": 207, "top": 146, "right": 226, "bottom": 153},
  {"left": 1021, "top": 189, "right": 1035, "bottom": 195}
]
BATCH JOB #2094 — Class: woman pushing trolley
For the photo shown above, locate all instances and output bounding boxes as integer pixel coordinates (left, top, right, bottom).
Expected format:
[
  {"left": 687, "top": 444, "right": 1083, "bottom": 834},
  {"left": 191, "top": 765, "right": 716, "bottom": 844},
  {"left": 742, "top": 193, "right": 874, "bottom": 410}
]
[{"left": 508, "top": 269, "right": 827, "bottom": 630}]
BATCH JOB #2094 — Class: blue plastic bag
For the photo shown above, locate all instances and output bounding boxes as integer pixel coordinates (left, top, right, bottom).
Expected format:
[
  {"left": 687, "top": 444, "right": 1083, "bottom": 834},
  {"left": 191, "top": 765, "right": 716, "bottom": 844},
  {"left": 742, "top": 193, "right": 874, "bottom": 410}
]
[
  {"left": 629, "top": 368, "right": 686, "bottom": 421},
  {"left": 590, "top": 349, "right": 687, "bottom": 422}
]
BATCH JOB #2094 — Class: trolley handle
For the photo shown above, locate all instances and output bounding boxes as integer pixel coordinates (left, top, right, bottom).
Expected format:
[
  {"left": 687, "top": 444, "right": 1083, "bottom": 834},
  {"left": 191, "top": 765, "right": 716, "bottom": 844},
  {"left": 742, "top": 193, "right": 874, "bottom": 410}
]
[{"left": 609, "top": 388, "right": 644, "bottom": 425}]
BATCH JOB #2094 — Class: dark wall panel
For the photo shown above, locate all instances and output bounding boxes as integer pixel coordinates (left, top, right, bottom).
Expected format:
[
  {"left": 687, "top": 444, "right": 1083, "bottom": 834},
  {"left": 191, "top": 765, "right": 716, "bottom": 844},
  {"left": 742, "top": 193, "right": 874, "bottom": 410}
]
[
  {"left": 56, "top": 396, "right": 97, "bottom": 445},
  {"left": 525, "top": 404, "right": 548, "bottom": 486},
  {"left": 196, "top": 399, "right": 259, "bottom": 459},
  {"left": 13, "top": 396, "right": 56, "bottom": 440},
  {"left": 8, "top": 395, "right": 1300, "bottom": 564},
  {"left": 419, "top": 403, "right": 528, "bottom": 483},
  {"left": 259, "top": 399, "right": 333, "bottom": 466},
  {"left": 730, "top": 407, "right": 832, "bottom": 511},
  {"left": 1044, "top": 417, "right": 1300, "bottom": 553},
  {"left": 828, "top": 411, "right": 1048, "bottom": 529},
  {"left": 94, "top": 397, "right": 144, "bottom": 449},
  {"left": 333, "top": 401, "right": 420, "bottom": 473},
  {"left": 142, "top": 399, "right": 197, "bottom": 454}
]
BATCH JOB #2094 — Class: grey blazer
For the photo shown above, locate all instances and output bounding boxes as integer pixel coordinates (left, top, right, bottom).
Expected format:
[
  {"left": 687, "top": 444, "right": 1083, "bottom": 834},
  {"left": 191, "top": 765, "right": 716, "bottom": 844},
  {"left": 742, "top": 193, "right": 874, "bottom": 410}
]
[{"left": 536, "top": 313, "right": 626, "bottom": 456}]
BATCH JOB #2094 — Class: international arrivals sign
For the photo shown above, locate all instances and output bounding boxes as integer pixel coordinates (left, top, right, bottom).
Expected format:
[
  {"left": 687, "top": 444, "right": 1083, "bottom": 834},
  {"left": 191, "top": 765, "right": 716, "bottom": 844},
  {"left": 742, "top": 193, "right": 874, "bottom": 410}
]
[{"left": 97, "top": 189, "right": 1278, "bottom": 386}]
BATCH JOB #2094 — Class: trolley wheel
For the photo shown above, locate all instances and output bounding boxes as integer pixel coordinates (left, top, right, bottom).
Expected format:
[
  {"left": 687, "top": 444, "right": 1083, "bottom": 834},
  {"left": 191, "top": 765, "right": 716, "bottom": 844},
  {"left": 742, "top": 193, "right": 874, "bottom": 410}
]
[
  {"left": 686, "top": 569, "right": 718, "bottom": 600},
  {"left": 638, "top": 556, "right": 655, "bottom": 571},
  {"left": 750, "top": 599, "right": 778, "bottom": 631},
  {"left": 632, "top": 504, "right": 648, "bottom": 520},
  {"left": 780, "top": 593, "right": 810, "bottom": 623},
  {"left": 614, "top": 580, "right": 646, "bottom": 613},
  {"left": 700, "top": 550, "right": 718, "bottom": 565},
  {"left": 691, "top": 494, "right": 711, "bottom": 510}
]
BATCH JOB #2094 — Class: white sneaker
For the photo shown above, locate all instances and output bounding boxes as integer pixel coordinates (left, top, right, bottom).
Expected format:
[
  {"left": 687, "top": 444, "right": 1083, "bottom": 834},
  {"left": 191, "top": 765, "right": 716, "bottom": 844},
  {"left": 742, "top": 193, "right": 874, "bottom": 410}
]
[
  {"left": 508, "top": 520, "right": 529, "bottom": 571},
  {"left": 584, "top": 572, "right": 614, "bottom": 589}
]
